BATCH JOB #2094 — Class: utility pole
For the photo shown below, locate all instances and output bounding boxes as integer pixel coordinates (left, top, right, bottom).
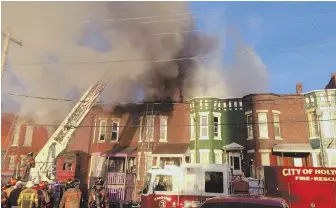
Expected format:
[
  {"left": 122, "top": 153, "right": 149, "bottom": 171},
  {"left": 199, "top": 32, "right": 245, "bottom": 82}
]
[{"left": 1, "top": 29, "right": 23, "bottom": 83}]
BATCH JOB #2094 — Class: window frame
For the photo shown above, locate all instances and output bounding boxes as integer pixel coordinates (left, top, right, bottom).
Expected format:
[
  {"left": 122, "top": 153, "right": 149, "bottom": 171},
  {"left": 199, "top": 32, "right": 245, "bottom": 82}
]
[
  {"left": 260, "top": 151, "right": 270, "bottom": 166},
  {"left": 213, "top": 112, "right": 221, "bottom": 140},
  {"left": 23, "top": 125, "right": 34, "bottom": 146},
  {"left": 111, "top": 121, "right": 119, "bottom": 141},
  {"left": 190, "top": 150, "right": 196, "bottom": 163},
  {"left": 272, "top": 112, "right": 282, "bottom": 139},
  {"left": 308, "top": 112, "right": 318, "bottom": 138},
  {"left": 8, "top": 155, "right": 16, "bottom": 170},
  {"left": 137, "top": 152, "right": 141, "bottom": 180},
  {"left": 245, "top": 111, "right": 253, "bottom": 140},
  {"left": 145, "top": 116, "right": 155, "bottom": 142},
  {"left": 11, "top": 125, "right": 21, "bottom": 146},
  {"left": 214, "top": 150, "right": 223, "bottom": 164},
  {"left": 159, "top": 116, "right": 168, "bottom": 142},
  {"left": 200, "top": 112, "right": 209, "bottom": 140},
  {"left": 293, "top": 158, "right": 303, "bottom": 167},
  {"left": 190, "top": 115, "right": 196, "bottom": 141},
  {"left": 257, "top": 111, "right": 269, "bottom": 139},
  {"left": 98, "top": 119, "right": 107, "bottom": 142}
]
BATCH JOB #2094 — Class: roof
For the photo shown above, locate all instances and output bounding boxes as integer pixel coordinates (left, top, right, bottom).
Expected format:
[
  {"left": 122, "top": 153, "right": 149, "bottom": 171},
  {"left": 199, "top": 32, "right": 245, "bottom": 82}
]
[
  {"left": 223, "top": 142, "right": 244, "bottom": 151},
  {"left": 152, "top": 143, "right": 189, "bottom": 155},
  {"left": 204, "top": 195, "right": 288, "bottom": 206},
  {"left": 102, "top": 146, "right": 137, "bottom": 157},
  {"left": 272, "top": 143, "right": 319, "bottom": 153}
]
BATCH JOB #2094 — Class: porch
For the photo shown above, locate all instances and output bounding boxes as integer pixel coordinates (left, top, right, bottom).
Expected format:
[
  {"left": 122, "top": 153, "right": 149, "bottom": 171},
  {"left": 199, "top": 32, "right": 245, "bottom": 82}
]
[
  {"left": 223, "top": 142, "right": 244, "bottom": 176},
  {"left": 102, "top": 147, "right": 137, "bottom": 202},
  {"left": 150, "top": 143, "right": 190, "bottom": 168}
]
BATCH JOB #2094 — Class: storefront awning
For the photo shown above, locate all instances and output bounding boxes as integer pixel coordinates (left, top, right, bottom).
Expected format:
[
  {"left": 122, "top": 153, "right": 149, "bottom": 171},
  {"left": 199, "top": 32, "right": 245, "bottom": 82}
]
[
  {"left": 102, "top": 146, "right": 137, "bottom": 157},
  {"left": 273, "top": 143, "right": 319, "bottom": 153},
  {"left": 152, "top": 143, "right": 189, "bottom": 155}
]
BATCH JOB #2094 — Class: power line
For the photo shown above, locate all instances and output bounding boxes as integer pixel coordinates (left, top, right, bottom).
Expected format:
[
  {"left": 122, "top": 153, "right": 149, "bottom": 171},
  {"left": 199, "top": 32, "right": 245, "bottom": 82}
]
[
  {"left": 9, "top": 41, "right": 336, "bottom": 67},
  {"left": 2, "top": 118, "right": 336, "bottom": 129},
  {"left": 82, "top": 2, "right": 300, "bottom": 24}
]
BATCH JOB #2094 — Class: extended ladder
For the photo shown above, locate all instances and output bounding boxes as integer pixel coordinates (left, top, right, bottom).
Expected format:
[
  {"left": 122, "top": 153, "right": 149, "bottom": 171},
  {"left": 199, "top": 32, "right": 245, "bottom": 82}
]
[{"left": 142, "top": 103, "right": 155, "bottom": 175}]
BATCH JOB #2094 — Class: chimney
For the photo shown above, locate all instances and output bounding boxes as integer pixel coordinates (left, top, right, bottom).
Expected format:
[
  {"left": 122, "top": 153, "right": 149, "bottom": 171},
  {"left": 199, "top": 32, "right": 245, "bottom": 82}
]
[
  {"left": 296, "top": 83, "right": 303, "bottom": 94},
  {"left": 332, "top": 72, "right": 336, "bottom": 82}
]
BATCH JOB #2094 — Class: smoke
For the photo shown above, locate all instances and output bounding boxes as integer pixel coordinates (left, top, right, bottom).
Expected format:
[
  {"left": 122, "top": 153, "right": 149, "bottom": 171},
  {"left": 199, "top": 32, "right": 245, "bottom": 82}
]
[{"left": 1, "top": 2, "right": 268, "bottom": 126}]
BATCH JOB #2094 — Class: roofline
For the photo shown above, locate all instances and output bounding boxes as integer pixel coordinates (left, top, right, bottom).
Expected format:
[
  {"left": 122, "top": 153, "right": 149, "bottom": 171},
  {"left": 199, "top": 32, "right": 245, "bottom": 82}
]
[
  {"left": 189, "top": 97, "right": 242, "bottom": 100},
  {"left": 243, "top": 93, "right": 303, "bottom": 99},
  {"left": 304, "top": 89, "right": 336, "bottom": 95}
]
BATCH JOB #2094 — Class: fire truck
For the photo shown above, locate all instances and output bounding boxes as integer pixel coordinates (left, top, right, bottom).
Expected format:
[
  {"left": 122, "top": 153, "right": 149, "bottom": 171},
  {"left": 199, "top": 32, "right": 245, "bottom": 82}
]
[{"left": 140, "top": 164, "right": 231, "bottom": 208}]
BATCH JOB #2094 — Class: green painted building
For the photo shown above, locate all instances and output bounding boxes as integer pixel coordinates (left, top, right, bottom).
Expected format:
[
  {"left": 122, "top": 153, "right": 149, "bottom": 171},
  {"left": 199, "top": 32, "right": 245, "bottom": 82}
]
[
  {"left": 304, "top": 89, "right": 336, "bottom": 167},
  {"left": 189, "top": 97, "right": 246, "bottom": 169}
]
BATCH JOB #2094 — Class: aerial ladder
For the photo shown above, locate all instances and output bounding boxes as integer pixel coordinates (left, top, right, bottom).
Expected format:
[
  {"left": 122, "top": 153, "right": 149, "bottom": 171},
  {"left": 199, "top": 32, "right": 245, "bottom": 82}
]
[{"left": 28, "top": 78, "right": 107, "bottom": 184}]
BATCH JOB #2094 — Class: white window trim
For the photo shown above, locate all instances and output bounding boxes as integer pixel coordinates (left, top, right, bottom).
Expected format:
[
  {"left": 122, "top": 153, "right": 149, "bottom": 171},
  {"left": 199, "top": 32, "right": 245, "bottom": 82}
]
[
  {"left": 8, "top": 155, "right": 16, "bottom": 170},
  {"left": 11, "top": 125, "right": 21, "bottom": 146},
  {"left": 199, "top": 112, "right": 209, "bottom": 140},
  {"left": 327, "top": 149, "right": 336, "bottom": 167},
  {"left": 258, "top": 112, "right": 269, "bottom": 139},
  {"left": 259, "top": 149, "right": 271, "bottom": 153},
  {"left": 190, "top": 114, "right": 196, "bottom": 141},
  {"left": 146, "top": 116, "right": 155, "bottom": 142},
  {"left": 256, "top": 110, "right": 269, "bottom": 113},
  {"left": 246, "top": 113, "right": 253, "bottom": 140},
  {"left": 23, "top": 125, "right": 34, "bottom": 146},
  {"left": 214, "top": 149, "right": 223, "bottom": 164},
  {"left": 312, "top": 153, "right": 319, "bottom": 167},
  {"left": 137, "top": 152, "right": 141, "bottom": 180},
  {"left": 98, "top": 119, "right": 107, "bottom": 142},
  {"left": 159, "top": 116, "right": 168, "bottom": 142},
  {"left": 261, "top": 152, "right": 270, "bottom": 166},
  {"left": 139, "top": 118, "right": 143, "bottom": 142},
  {"left": 213, "top": 112, "right": 222, "bottom": 140},
  {"left": 272, "top": 110, "right": 281, "bottom": 114},
  {"left": 111, "top": 121, "right": 119, "bottom": 141},
  {"left": 245, "top": 110, "right": 252, "bottom": 115}
]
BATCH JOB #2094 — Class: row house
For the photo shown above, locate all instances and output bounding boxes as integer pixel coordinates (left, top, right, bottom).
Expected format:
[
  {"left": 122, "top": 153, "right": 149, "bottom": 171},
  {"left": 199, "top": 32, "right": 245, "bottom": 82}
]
[
  {"left": 189, "top": 97, "right": 245, "bottom": 176},
  {"left": 1, "top": 113, "right": 49, "bottom": 181},
  {"left": 243, "top": 92, "right": 313, "bottom": 179},
  {"left": 303, "top": 73, "right": 336, "bottom": 168}
]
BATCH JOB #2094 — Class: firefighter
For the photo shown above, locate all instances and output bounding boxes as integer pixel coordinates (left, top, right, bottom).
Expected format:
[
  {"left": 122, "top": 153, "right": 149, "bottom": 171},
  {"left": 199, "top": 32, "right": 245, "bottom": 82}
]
[
  {"left": 59, "top": 179, "right": 82, "bottom": 208},
  {"left": 4, "top": 178, "right": 16, "bottom": 197},
  {"left": 17, "top": 180, "right": 39, "bottom": 208},
  {"left": 38, "top": 181, "right": 51, "bottom": 208},
  {"left": 1, "top": 185, "right": 9, "bottom": 208},
  {"left": 88, "top": 177, "right": 108, "bottom": 208},
  {"left": 21, "top": 152, "right": 35, "bottom": 179}
]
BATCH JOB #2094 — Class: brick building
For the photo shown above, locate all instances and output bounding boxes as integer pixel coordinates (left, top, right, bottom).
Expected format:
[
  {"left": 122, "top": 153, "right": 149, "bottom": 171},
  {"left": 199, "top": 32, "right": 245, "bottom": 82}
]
[
  {"left": 242, "top": 92, "right": 314, "bottom": 178},
  {"left": 1, "top": 113, "right": 49, "bottom": 180}
]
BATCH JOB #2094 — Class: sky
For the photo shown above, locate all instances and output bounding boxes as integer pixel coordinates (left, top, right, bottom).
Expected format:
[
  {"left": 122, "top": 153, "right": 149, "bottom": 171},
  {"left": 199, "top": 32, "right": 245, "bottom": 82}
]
[
  {"left": 189, "top": 1, "right": 336, "bottom": 93},
  {"left": 1, "top": 1, "right": 336, "bottom": 114}
]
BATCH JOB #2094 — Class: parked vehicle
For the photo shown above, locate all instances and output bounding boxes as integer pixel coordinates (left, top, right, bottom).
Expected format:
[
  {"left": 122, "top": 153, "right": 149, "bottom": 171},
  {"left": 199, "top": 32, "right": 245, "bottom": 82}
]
[
  {"left": 140, "top": 164, "right": 231, "bottom": 208},
  {"left": 199, "top": 195, "right": 289, "bottom": 208}
]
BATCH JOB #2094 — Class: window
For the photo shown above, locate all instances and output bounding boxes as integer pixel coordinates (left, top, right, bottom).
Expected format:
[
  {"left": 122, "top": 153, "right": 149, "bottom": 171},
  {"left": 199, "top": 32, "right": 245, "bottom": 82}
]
[
  {"left": 145, "top": 152, "right": 153, "bottom": 171},
  {"left": 308, "top": 112, "right": 318, "bottom": 137},
  {"left": 246, "top": 114, "right": 253, "bottom": 139},
  {"left": 145, "top": 117, "right": 155, "bottom": 141},
  {"left": 276, "top": 156, "right": 283, "bottom": 166},
  {"left": 213, "top": 114, "right": 221, "bottom": 139},
  {"left": 8, "top": 155, "right": 16, "bottom": 170},
  {"left": 142, "top": 173, "right": 152, "bottom": 194},
  {"left": 261, "top": 153, "right": 270, "bottom": 166},
  {"left": 159, "top": 117, "right": 168, "bottom": 142},
  {"left": 111, "top": 122, "right": 119, "bottom": 141},
  {"left": 294, "top": 158, "right": 302, "bottom": 167},
  {"left": 137, "top": 153, "right": 141, "bottom": 180},
  {"left": 139, "top": 119, "right": 143, "bottom": 142},
  {"left": 205, "top": 172, "right": 223, "bottom": 193},
  {"left": 200, "top": 150, "right": 209, "bottom": 164},
  {"left": 214, "top": 150, "right": 222, "bottom": 164},
  {"left": 200, "top": 115, "right": 208, "bottom": 139},
  {"left": 62, "top": 161, "right": 73, "bottom": 171},
  {"left": 327, "top": 151, "right": 336, "bottom": 167},
  {"left": 154, "top": 175, "right": 173, "bottom": 192},
  {"left": 258, "top": 113, "right": 269, "bottom": 138},
  {"left": 322, "top": 112, "right": 332, "bottom": 138},
  {"left": 92, "top": 120, "right": 97, "bottom": 143},
  {"left": 12, "top": 125, "right": 20, "bottom": 146},
  {"left": 230, "top": 156, "right": 240, "bottom": 170},
  {"left": 24, "top": 125, "right": 34, "bottom": 146},
  {"left": 190, "top": 116, "right": 196, "bottom": 140},
  {"left": 20, "top": 155, "right": 25, "bottom": 168},
  {"left": 99, "top": 120, "right": 107, "bottom": 141},
  {"left": 273, "top": 114, "right": 281, "bottom": 138}
]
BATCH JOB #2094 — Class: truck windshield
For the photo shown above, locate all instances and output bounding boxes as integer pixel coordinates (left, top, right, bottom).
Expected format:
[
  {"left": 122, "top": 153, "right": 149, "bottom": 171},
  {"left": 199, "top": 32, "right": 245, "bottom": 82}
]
[
  {"left": 142, "top": 173, "right": 151, "bottom": 194},
  {"left": 201, "top": 203, "right": 286, "bottom": 208},
  {"left": 153, "top": 175, "right": 173, "bottom": 191}
]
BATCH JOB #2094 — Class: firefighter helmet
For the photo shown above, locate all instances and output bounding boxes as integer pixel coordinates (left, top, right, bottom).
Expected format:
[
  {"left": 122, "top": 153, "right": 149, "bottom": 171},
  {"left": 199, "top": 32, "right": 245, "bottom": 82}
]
[
  {"left": 27, "top": 152, "right": 34, "bottom": 157},
  {"left": 95, "top": 177, "right": 104, "bottom": 186},
  {"left": 9, "top": 178, "right": 17, "bottom": 185},
  {"left": 66, "top": 179, "right": 75, "bottom": 189},
  {"left": 73, "top": 178, "right": 80, "bottom": 187}
]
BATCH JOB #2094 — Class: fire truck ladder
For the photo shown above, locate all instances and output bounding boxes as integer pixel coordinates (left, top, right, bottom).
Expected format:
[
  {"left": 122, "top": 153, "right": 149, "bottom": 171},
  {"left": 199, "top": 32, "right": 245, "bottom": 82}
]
[
  {"left": 1, "top": 115, "right": 20, "bottom": 172},
  {"left": 29, "top": 78, "right": 108, "bottom": 183},
  {"left": 142, "top": 102, "right": 155, "bottom": 178}
]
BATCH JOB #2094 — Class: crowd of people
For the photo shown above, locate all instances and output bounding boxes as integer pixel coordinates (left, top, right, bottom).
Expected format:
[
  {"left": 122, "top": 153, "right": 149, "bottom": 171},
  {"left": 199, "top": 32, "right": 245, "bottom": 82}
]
[{"left": 1, "top": 177, "right": 109, "bottom": 208}]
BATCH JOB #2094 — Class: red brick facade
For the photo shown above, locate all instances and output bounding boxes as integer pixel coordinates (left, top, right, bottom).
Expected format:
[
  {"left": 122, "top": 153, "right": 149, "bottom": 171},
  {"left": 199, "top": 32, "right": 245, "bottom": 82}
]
[{"left": 242, "top": 93, "right": 312, "bottom": 177}]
